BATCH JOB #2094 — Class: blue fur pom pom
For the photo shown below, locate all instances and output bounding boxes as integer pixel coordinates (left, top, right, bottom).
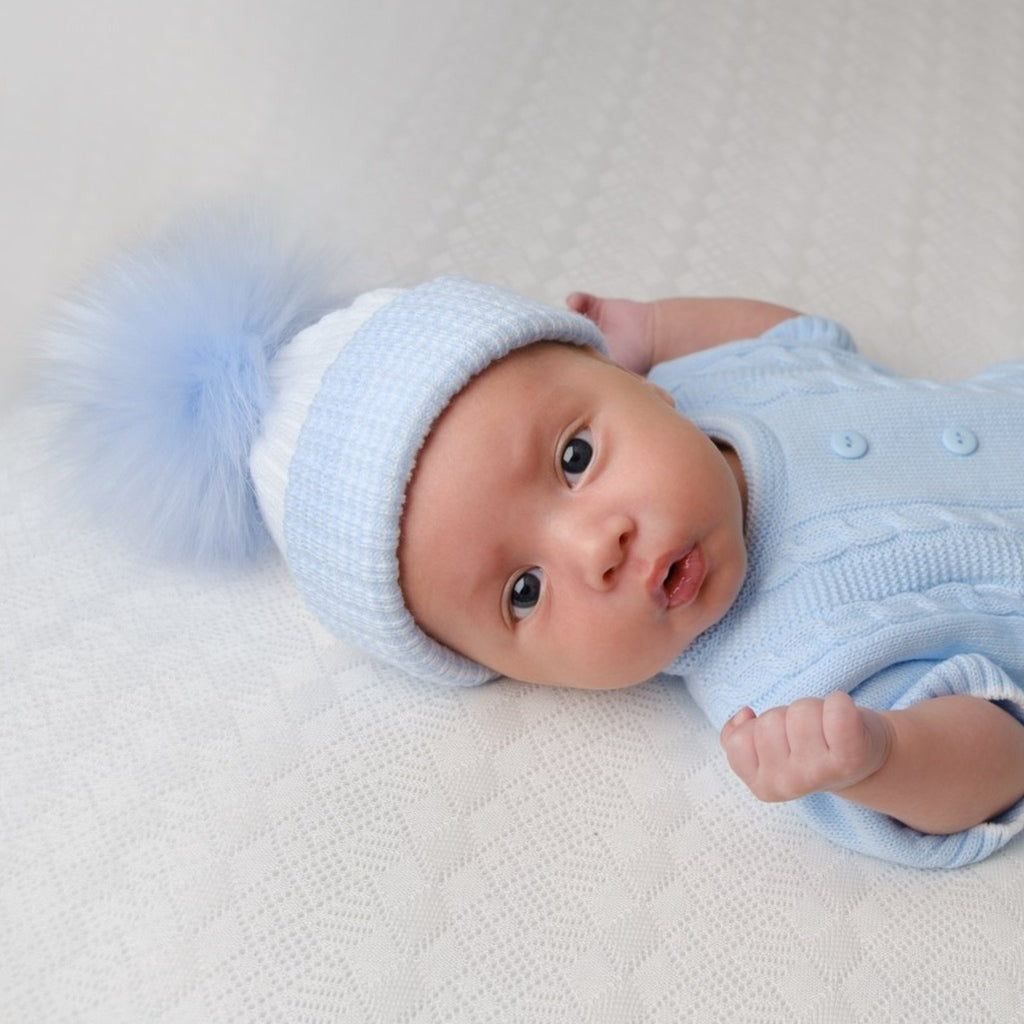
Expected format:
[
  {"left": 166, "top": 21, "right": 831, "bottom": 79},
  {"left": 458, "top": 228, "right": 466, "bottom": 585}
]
[{"left": 43, "top": 211, "right": 342, "bottom": 563}]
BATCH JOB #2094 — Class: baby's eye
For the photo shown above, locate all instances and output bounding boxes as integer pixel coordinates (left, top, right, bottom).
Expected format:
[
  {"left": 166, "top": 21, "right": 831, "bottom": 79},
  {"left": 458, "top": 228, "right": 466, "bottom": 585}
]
[
  {"left": 509, "top": 569, "right": 543, "bottom": 620},
  {"left": 560, "top": 429, "right": 594, "bottom": 485}
]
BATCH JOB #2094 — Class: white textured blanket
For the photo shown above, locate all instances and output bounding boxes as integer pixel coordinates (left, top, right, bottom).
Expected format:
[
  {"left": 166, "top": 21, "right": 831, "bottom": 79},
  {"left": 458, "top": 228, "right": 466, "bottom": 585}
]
[{"left": 2, "top": 1, "right": 1023, "bottom": 1021}]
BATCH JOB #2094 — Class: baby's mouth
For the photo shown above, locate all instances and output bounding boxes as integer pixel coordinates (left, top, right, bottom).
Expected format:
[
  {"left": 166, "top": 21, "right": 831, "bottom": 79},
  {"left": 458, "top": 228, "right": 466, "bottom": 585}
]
[
  {"left": 662, "top": 547, "right": 705, "bottom": 609},
  {"left": 663, "top": 559, "right": 683, "bottom": 590}
]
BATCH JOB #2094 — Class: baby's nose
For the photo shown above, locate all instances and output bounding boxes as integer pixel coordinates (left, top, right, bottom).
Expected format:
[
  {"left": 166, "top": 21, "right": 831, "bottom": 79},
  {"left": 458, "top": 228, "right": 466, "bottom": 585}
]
[{"left": 572, "top": 513, "right": 634, "bottom": 589}]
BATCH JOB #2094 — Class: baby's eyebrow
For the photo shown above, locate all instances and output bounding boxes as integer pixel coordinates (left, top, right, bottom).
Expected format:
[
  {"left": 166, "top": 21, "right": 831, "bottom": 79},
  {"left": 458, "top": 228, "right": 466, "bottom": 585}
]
[{"left": 502, "top": 404, "right": 553, "bottom": 489}]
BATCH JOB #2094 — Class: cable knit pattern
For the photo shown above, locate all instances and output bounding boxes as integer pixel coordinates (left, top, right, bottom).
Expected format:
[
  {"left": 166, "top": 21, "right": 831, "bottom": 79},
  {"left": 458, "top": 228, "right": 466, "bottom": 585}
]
[{"left": 652, "top": 316, "right": 1024, "bottom": 867}]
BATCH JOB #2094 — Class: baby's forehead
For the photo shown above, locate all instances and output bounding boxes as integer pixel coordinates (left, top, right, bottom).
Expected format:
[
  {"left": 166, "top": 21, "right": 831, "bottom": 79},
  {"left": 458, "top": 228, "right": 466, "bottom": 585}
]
[
  {"left": 414, "top": 337, "right": 607, "bottom": 471},
  {"left": 400, "top": 340, "right": 605, "bottom": 645},
  {"left": 454, "top": 337, "right": 604, "bottom": 396}
]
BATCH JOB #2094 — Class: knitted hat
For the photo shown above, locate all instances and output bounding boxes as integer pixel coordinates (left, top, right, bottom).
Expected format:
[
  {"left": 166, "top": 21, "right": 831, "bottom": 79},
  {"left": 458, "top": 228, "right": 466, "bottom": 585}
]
[
  {"left": 250, "top": 276, "right": 607, "bottom": 685},
  {"left": 43, "top": 219, "right": 606, "bottom": 688}
]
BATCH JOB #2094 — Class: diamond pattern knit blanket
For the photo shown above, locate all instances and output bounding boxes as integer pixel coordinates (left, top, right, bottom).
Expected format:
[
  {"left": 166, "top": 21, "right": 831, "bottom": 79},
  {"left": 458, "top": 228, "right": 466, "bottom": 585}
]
[{"left": 2, "top": 1, "right": 1023, "bottom": 1021}]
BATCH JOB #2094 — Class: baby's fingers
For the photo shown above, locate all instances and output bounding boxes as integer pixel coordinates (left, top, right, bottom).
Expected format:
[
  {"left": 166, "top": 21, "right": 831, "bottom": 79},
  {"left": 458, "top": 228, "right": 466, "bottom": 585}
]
[
  {"left": 720, "top": 701, "right": 825, "bottom": 801},
  {"left": 720, "top": 706, "right": 756, "bottom": 743},
  {"left": 720, "top": 706, "right": 763, "bottom": 790},
  {"left": 566, "top": 291, "right": 598, "bottom": 320}
]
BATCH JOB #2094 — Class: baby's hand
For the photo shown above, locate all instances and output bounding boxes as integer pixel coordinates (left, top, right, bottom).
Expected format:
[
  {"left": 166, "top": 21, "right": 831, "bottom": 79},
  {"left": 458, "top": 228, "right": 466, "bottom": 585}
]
[
  {"left": 566, "top": 292, "right": 655, "bottom": 374},
  {"left": 719, "top": 691, "right": 892, "bottom": 802}
]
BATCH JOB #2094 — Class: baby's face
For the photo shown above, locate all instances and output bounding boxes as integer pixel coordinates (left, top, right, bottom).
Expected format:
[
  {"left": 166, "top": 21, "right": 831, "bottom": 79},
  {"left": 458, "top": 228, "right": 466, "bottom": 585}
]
[{"left": 399, "top": 342, "right": 747, "bottom": 689}]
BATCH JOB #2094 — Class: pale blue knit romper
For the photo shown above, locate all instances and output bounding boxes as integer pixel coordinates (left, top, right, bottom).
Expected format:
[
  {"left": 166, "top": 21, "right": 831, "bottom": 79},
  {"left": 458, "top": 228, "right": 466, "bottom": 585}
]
[{"left": 652, "top": 316, "right": 1024, "bottom": 867}]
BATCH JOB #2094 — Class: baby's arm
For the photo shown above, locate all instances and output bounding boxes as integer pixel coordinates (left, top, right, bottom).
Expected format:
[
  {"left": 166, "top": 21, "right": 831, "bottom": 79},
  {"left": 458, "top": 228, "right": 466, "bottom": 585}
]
[
  {"left": 721, "top": 693, "right": 1024, "bottom": 834},
  {"left": 567, "top": 293, "right": 801, "bottom": 374}
]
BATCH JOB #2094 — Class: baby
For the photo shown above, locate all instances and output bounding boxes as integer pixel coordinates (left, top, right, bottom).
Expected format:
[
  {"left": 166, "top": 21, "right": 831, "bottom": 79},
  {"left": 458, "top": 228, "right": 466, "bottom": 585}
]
[
  {"left": 46, "top": 217, "right": 1024, "bottom": 869},
  {"left": 400, "top": 291, "right": 1024, "bottom": 867}
]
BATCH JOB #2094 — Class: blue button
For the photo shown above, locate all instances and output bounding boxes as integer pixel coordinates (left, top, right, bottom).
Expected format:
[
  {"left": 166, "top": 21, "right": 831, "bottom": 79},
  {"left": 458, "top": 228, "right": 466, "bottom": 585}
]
[
  {"left": 941, "top": 426, "right": 978, "bottom": 455},
  {"left": 830, "top": 430, "right": 868, "bottom": 459}
]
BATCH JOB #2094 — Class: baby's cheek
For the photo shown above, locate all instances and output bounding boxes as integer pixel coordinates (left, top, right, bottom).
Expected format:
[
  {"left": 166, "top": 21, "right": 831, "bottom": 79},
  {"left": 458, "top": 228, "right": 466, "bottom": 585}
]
[{"left": 560, "top": 631, "right": 677, "bottom": 689}]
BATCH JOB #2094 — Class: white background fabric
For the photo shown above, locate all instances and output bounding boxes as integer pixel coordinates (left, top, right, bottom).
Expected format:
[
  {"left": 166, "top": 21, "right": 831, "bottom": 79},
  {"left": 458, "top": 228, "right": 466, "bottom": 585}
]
[{"left": 2, "top": 1, "right": 1023, "bottom": 1021}]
